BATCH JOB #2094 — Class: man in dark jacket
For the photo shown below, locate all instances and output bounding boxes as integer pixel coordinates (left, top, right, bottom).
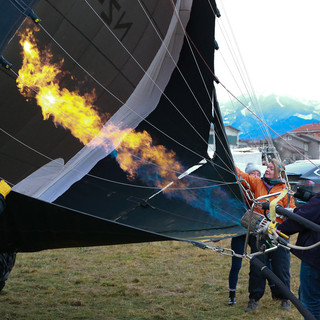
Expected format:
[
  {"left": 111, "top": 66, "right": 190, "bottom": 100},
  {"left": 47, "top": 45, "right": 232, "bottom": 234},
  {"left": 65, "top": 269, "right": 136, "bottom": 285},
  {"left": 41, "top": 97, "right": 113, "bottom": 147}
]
[
  {"left": 0, "top": 180, "right": 16, "bottom": 293},
  {"left": 277, "top": 192, "right": 320, "bottom": 319}
]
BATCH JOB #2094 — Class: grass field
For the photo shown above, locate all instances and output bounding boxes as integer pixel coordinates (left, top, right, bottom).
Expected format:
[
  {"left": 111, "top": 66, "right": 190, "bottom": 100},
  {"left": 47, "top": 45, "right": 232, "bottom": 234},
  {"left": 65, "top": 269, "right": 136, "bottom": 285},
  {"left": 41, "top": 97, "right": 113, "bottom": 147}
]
[{"left": 0, "top": 238, "right": 302, "bottom": 320}]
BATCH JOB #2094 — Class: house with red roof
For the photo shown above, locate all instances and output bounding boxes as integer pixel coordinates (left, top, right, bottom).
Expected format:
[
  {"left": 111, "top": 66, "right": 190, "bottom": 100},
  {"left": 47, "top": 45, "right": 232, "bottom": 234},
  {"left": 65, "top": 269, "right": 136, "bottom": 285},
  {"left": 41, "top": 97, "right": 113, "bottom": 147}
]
[
  {"left": 274, "top": 123, "right": 320, "bottom": 162},
  {"left": 289, "top": 123, "right": 320, "bottom": 139}
]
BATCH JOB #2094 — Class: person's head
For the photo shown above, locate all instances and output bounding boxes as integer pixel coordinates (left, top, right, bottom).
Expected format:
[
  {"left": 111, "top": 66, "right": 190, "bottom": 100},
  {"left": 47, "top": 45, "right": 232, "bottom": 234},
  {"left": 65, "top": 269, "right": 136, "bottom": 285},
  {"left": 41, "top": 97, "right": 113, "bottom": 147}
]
[
  {"left": 245, "top": 163, "right": 261, "bottom": 178},
  {"left": 264, "top": 158, "right": 285, "bottom": 180}
]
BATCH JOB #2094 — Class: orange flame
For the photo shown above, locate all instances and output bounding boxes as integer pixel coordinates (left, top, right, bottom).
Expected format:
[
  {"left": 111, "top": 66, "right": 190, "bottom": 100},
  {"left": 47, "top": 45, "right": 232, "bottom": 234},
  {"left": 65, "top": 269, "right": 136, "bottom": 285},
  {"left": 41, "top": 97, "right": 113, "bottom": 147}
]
[
  {"left": 17, "top": 28, "right": 104, "bottom": 145},
  {"left": 116, "top": 130, "right": 186, "bottom": 188},
  {"left": 17, "top": 28, "right": 186, "bottom": 190}
]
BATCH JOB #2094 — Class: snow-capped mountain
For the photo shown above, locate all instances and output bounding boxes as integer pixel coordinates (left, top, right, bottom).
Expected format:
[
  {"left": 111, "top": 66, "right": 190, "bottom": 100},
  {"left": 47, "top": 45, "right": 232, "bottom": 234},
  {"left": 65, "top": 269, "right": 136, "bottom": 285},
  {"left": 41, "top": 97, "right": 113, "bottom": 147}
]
[{"left": 220, "top": 94, "right": 320, "bottom": 140}]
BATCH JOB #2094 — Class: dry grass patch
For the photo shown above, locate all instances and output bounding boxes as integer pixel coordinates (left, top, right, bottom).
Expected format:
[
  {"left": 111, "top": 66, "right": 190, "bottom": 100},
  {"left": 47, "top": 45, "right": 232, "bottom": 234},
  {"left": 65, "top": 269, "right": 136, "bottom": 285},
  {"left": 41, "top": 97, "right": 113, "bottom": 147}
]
[{"left": 0, "top": 238, "right": 302, "bottom": 320}]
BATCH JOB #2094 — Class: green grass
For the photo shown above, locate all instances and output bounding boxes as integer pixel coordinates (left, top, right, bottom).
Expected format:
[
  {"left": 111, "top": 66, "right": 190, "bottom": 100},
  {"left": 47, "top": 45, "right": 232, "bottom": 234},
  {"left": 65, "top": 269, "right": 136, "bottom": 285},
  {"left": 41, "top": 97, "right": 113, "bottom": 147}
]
[{"left": 0, "top": 238, "right": 302, "bottom": 320}]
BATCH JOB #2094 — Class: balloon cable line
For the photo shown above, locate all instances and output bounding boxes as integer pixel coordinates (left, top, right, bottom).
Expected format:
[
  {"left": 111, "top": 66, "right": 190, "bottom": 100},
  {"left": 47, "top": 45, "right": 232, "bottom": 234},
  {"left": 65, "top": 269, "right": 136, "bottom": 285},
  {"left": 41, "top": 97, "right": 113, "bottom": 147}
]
[
  {"left": 215, "top": 33, "right": 270, "bottom": 144},
  {"left": 167, "top": 0, "right": 319, "bottom": 206},
  {"left": 204, "top": 0, "right": 273, "bottom": 156},
  {"left": 214, "top": 0, "right": 306, "bottom": 165},
  {"left": 213, "top": 18, "right": 273, "bottom": 160},
  {"left": 216, "top": 9, "right": 285, "bottom": 171},
  {"left": 214, "top": 1, "right": 273, "bottom": 146},
  {"left": 208, "top": 0, "right": 270, "bottom": 142}
]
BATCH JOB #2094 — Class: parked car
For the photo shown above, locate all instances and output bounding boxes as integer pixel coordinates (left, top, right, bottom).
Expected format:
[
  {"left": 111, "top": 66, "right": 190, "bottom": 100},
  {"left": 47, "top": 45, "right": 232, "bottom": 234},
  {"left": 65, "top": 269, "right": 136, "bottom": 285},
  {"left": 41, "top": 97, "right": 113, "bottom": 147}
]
[{"left": 285, "top": 160, "right": 320, "bottom": 204}]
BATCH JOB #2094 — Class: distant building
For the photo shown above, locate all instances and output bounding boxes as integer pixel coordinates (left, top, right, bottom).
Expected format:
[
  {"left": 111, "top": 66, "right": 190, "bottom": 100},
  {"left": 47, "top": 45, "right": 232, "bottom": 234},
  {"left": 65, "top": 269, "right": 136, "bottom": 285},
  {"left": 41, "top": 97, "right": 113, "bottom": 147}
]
[
  {"left": 207, "top": 125, "right": 240, "bottom": 157},
  {"left": 225, "top": 125, "right": 241, "bottom": 148},
  {"left": 208, "top": 124, "right": 240, "bottom": 148},
  {"left": 207, "top": 124, "right": 262, "bottom": 163},
  {"left": 274, "top": 133, "right": 320, "bottom": 162},
  {"left": 289, "top": 122, "right": 320, "bottom": 139},
  {"left": 222, "top": 122, "right": 320, "bottom": 163},
  {"left": 276, "top": 122, "right": 320, "bottom": 161}
]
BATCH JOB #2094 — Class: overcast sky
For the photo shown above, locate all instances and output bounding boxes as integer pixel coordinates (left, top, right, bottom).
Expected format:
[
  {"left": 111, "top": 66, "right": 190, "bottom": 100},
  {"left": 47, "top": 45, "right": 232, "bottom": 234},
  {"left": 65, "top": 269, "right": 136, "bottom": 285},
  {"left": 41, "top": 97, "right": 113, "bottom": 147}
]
[{"left": 214, "top": 0, "right": 320, "bottom": 102}]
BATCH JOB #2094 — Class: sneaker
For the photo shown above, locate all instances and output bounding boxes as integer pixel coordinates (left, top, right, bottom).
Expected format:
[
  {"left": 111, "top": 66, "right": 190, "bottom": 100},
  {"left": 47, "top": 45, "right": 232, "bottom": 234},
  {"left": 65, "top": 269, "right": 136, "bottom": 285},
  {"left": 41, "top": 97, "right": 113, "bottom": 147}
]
[
  {"left": 245, "top": 299, "right": 258, "bottom": 312},
  {"left": 228, "top": 291, "right": 236, "bottom": 306},
  {"left": 281, "top": 299, "right": 291, "bottom": 311}
]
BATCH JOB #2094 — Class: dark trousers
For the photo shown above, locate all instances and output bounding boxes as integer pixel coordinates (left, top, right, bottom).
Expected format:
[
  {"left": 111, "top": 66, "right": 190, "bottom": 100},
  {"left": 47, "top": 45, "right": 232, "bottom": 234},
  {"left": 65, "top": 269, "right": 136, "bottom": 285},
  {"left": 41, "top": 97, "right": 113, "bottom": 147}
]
[
  {"left": 248, "top": 235, "right": 290, "bottom": 301},
  {"left": 229, "top": 235, "right": 245, "bottom": 290},
  {"left": 229, "top": 235, "right": 275, "bottom": 291},
  {"left": 299, "top": 261, "right": 320, "bottom": 319}
]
